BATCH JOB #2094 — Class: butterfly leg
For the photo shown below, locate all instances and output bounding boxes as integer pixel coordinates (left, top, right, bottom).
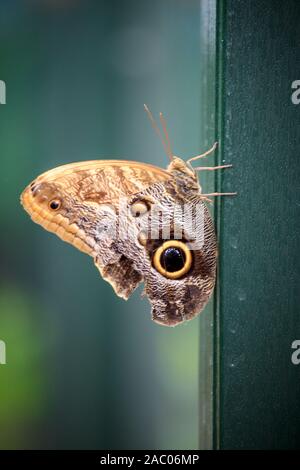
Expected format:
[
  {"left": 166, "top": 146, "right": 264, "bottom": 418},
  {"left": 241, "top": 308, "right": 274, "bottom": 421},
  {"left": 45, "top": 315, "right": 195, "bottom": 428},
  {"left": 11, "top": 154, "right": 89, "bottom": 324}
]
[
  {"left": 194, "top": 164, "right": 232, "bottom": 171},
  {"left": 201, "top": 192, "right": 237, "bottom": 197},
  {"left": 200, "top": 196, "right": 213, "bottom": 204},
  {"left": 187, "top": 141, "right": 218, "bottom": 165}
]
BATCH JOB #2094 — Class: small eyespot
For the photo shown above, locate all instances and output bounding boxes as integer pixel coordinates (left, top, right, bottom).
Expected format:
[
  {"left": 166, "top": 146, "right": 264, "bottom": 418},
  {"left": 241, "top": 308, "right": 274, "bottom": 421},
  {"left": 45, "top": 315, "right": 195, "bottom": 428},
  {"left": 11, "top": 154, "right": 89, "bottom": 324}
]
[
  {"left": 130, "top": 199, "right": 150, "bottom": 217},
  {"left": 49, "top": 199, "right": 61, "bottom": 211},
  {"left": 152, "top": 240, "right": 192, "bottom": 280}
]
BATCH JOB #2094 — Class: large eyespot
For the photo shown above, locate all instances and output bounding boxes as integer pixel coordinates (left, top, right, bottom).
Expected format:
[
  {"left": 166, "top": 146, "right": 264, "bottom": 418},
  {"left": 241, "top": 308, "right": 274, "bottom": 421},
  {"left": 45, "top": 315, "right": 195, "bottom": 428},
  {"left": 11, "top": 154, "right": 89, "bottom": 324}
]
[
  {"left": 49, "top": 199, "right": 61, "bottom": 211},
  {"left": 152, "top": 240, "right": 193, "bottom": 280},
  {"left": 130, "top": 199, "right": 150, "bottom": 217}
]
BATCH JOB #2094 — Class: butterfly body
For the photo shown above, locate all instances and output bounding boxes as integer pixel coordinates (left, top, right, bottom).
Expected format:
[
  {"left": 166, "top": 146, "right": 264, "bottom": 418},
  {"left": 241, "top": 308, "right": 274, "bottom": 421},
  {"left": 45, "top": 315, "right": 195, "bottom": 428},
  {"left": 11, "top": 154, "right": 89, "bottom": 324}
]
[{"left": 21, "top": 156, "right": 217, "bottom": 326}]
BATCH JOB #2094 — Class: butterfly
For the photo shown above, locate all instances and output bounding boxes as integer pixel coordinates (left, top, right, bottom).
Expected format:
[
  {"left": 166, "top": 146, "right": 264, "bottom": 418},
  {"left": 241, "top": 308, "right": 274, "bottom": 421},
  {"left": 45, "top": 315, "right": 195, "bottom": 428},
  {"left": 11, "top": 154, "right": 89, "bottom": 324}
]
[{"left": 20, "top": 106, "right": 234, "bottom": 326}]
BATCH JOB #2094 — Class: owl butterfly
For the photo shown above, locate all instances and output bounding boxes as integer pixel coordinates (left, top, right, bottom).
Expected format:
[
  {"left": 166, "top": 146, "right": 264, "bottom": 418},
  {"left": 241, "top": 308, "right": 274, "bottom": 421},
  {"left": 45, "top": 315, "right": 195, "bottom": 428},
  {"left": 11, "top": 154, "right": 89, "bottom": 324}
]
[{"left": 21, "top": 106, "right": 234, "bottom": 326}]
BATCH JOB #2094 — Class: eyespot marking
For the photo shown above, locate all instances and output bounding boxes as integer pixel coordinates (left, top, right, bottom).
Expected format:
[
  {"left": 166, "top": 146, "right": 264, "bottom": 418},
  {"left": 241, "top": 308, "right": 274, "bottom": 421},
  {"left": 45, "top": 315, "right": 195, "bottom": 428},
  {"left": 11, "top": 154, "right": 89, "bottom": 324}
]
[
  {"left": 49, "top": 199, "right": 62, "bottom": 211},
  {"left": 130, "top": 199, "right": 150, "bottom": 217},
  {"left": 152, "top": 240, "right": 193, "bottom": 280}
]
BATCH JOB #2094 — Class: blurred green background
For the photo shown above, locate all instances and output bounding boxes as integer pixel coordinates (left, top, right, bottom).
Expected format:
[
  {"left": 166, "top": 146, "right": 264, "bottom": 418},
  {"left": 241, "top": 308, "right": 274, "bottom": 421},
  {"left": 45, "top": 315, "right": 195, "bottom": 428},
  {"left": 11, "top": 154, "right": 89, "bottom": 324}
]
[{"left": 0, "top": 0, "right": 216, "bottom": 449}]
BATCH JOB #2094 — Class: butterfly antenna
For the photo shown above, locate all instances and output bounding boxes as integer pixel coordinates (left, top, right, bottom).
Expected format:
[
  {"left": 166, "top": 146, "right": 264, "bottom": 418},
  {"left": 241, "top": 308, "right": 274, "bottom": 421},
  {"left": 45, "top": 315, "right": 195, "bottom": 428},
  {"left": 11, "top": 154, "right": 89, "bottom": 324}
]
[
  {"left": 159, "top": 112, "right": 173, "bottom": 161},
  {"left": 144, "top": 104, "right": 171, "bottom": 161}
]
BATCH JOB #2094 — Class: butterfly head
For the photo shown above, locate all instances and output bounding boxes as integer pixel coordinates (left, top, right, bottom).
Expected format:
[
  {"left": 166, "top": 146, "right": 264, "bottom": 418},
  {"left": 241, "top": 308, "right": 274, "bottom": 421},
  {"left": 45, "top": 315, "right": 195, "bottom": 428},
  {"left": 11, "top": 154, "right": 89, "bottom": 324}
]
[
  {"left": 166, "top": 156, "right": 201, "bottom": 196},
  {"left": 167, "top": 156, "right": 196, "bottom": 178}
]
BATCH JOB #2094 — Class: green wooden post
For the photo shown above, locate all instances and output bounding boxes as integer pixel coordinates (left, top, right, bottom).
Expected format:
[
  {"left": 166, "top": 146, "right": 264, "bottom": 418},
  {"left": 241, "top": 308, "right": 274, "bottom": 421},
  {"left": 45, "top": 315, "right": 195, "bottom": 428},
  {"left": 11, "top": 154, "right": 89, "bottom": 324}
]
[{"left": 215, "top": 0, "right": 300, "bottom": 449}]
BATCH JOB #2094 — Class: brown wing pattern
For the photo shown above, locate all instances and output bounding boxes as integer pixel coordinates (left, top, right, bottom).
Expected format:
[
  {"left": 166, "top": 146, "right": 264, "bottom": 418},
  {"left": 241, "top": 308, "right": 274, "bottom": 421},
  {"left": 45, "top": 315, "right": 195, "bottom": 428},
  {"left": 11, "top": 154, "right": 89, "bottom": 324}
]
[
  {"left": 21, "top": 158, "right": 217, "bottom": 326},
  {"left": 20, "top": 160, "right": 172, "bottom": 258},
  {"left": 32, "top": 160, "right": 171, "bottom": 203}
]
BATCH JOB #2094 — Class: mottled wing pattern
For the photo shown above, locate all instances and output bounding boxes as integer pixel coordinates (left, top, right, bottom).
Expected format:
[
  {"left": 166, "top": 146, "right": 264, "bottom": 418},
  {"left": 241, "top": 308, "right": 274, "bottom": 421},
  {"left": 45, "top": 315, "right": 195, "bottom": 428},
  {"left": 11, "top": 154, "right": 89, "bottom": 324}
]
[
  {"left": 94, "top": 179, "right": 217, "bottom": 326},
  {"left": 21, "top": 160, "right": 171, "bottom": 255},
  {"left": 143, "top": 201, "right": 217, "bottom": 325},
  {"left": 32, "top": 160, "right": 170, "bottom": 203},
  {"left": 21, "top": 158, "right": 217, "bottom": 326},
  {"left": 96, "top": 254, "right": 143, "bottom": 300},
  {"left": 21, "top": 160, "right": 172, "bottom": 306}
]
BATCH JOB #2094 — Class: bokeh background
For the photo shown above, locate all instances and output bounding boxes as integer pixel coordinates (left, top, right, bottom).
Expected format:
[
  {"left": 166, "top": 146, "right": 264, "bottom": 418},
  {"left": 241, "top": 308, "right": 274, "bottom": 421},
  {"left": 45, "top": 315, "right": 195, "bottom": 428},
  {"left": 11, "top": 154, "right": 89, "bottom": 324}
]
[{"left": 0, "top": 0, "right": 216, "bottom": 449}]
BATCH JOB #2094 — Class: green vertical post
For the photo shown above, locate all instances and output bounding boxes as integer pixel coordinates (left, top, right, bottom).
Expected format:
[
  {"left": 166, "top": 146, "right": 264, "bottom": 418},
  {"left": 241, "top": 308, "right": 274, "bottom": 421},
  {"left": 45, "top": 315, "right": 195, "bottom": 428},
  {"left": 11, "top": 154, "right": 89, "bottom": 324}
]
[{"left": 216, "top": 0, "right": 300, "bottom": 449}]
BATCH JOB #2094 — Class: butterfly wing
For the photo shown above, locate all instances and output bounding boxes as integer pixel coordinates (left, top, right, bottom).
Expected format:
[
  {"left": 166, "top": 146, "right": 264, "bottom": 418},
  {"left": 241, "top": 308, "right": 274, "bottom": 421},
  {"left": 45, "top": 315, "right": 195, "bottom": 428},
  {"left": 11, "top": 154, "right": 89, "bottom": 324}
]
[
  {"left": 21, "top": 159, "right": 217, "bottom": 326},
  {"left": 25, "top": 159, "right": 170, "bottom": 203},
  {"left": 91, "top": 180, "right": 217, "bottom": 326},
  {"left": 142, "top": 200, "right": 217, "bottom": 326},
  {"left": 21, "top": 160, "right": 170, "bottom": 252},
  {"left": 21, "top": 159, "right": 171, "bottom": 299}
]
